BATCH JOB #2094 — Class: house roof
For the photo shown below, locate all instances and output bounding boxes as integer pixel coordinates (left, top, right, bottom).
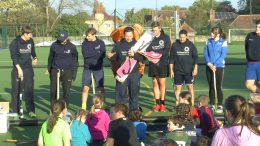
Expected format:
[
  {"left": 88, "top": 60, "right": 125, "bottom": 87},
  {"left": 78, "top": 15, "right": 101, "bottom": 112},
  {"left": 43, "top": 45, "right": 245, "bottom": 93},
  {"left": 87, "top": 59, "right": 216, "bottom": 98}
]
[
  {"left": 230, "top": 14, "right": 260, "bottom": 29},
  {"left": 215, "top": 12, "right": 237, "bottom": 20},
  {"left": 181, "top": 22, "right": 196, "bottom": 33}
]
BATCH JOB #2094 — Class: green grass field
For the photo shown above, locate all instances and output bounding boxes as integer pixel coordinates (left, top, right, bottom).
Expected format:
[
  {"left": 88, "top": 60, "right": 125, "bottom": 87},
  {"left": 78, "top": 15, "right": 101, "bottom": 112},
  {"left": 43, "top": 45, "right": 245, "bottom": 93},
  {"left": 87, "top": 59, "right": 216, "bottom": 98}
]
[{"left": 0, "top": 42, "right": 250, "bottom": 146}]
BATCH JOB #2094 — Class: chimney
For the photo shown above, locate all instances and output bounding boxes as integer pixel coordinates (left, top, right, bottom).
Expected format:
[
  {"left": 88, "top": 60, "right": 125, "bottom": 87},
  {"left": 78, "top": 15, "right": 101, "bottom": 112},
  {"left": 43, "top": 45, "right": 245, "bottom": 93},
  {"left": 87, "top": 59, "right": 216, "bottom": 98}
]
[{"left": 209, "top": 9, "right": 215, "bottom": 23}]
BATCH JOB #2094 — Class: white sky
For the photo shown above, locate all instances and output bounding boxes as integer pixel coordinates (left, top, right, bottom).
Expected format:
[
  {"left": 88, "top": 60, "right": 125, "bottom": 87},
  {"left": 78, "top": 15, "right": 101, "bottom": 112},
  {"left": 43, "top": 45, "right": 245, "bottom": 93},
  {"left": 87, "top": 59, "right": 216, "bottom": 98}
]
[{"left": 98, "top": 0, "right": 239, "bottom": 12}]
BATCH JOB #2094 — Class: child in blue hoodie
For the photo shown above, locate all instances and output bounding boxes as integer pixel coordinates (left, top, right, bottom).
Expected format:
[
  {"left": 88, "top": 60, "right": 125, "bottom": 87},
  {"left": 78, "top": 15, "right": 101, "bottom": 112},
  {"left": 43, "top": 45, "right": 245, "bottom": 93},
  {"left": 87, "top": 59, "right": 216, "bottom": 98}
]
[
  {"left": 204, "top": 27, "right": 227, "bottom": 113},
  {"left": 70, "top": 109, "right": 92, "bottom": 146}
]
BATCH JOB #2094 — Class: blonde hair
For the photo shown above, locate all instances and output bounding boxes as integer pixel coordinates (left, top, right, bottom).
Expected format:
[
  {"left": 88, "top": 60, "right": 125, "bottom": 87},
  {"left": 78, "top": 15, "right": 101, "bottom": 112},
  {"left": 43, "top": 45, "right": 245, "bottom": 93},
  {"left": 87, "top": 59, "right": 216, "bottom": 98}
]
[
  {"left": 90, "top": 94, "right": 105, "bottom": 119},
  {"left": 74, "top": 109, "right": 87, "bottom": 126},
  {"left": 198, "top": 94, "right": 209, "bottom": 106}
]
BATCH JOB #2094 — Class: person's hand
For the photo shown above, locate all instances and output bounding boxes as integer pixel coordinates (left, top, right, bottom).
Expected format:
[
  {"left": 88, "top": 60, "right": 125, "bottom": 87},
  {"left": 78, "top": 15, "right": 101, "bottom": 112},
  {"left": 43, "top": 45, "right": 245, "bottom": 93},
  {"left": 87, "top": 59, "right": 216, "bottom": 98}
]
[
  {"left": 17, "top": 66, "right": 23, "bottom": 81},
  {"left": 170, "top": 70, "right": 174, "bottom": 78},
  {"left": 207, "top": 63, "right": 216, "bottom": 72},
  {"left": 192, "top": 68, "right": 198, "bottom": 76},
  {"left": 128, "top": 50, "right": 134, "bottom": 57},
  {"left": 107, "top": 52, "right": 115, "bottom": 59},
  {"left": 32, "top": 58, "right": 38, "bottom": 66}
]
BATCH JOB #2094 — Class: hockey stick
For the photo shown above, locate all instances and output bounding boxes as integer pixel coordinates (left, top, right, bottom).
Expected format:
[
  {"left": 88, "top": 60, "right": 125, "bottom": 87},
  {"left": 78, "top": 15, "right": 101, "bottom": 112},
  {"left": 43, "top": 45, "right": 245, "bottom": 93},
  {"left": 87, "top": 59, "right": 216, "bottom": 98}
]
[
  {"left": 213, "top": 71, "right": 218, "bottom": 112},
  {"left": 2, "top": 139, "right": 37, "bottom": 144},
  {"left": 57, "top": 69, "right": 60, "bottom": 100},
  {"left": 91, "top": 72, "right": 96, "bottom": 94},
  {"left": 18, "top": 78, "right": 25, "bottom": 120}
]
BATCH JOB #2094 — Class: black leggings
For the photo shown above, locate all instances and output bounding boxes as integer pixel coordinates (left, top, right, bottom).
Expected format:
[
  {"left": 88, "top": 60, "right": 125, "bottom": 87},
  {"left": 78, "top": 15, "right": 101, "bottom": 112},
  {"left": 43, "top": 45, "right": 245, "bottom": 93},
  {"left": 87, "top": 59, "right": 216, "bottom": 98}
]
[{"left": 206, "top": 66, "right": 224, "bottom": 105}]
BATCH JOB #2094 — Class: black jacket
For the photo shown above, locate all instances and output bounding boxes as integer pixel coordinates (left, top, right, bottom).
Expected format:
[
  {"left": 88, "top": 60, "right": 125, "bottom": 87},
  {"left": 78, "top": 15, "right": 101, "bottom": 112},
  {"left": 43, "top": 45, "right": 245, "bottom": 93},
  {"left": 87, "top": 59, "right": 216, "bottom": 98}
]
[
  {"left": 170, "top": 39, "right": 198, "bottom": 75},
  {"left": 82, "top": 38, "right": 106, "bottom": 70},
  {"left": 146, "top": 30, "right": 171, "bottom": 65},
  {"left": 110, "top": 39, "right": 144, "bottom": 73},
  {"left": 9, "top": 36, "right": 37, "bottom": 68},
  {"left": 47, "top": 40, "right": 78, "bottom": 72},
  {"left": 245, "top": 32, "right": 260, "bottom": 62}
]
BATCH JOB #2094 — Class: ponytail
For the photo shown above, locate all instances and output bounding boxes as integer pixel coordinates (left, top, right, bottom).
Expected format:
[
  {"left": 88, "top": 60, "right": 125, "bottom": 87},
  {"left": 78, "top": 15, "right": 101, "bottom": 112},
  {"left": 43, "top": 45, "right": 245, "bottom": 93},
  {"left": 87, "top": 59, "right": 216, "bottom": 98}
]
[
  {"left": 90, "top": 105, "right": 95, "bottom": 119},
  {"left": 47, "top": 100, "right": 66, "bottom": 133}
]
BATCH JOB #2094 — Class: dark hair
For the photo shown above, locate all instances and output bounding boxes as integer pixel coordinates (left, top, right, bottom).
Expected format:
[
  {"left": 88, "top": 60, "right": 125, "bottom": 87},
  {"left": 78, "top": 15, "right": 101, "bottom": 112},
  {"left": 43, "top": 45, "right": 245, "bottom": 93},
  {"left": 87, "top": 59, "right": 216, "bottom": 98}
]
[
  {"left": 128, "top": 109, "right": 142, "bottom": 121},
  {"left": 47, "top": 100, "right": 66, "bottom": 133},
  {"left": 211, "top": 27, "right": 226, "bottom": 39},
  {"left": 151, "top": 21, "right": 161, "bottom": 28},
  {"left": 175, "top": 103, "right": 193, "bottom": 123},
  {"left": 224, "top": 95, "right": 260, "bottom": 135},
  {"left": 180, "top": 91, "right": 192, "bottom": 105},
  {"left": 159, "top": 139, "right": 178, "bottom": 146},
  {"left": 124, "top": 26, "right": 134, "bottom": 34},
  {"left": 74, "top": 109, "right": 86, "bottom": 126},
  {"left": 168, "top": 115, "right": 183, "bottom": 128},
  {"left": 111, "top": 103, "right": 128, "bottom": 117},
  {"left": 179, "top": 29, "right": 187, "bottom": 36},
  {"left": 198, "top": 94, "right": 209, "bottom": 106},
  {"left": 90, "top": 94, "right": 104, "bottom": 119},
  {"left": 85, "top": 28, "right": 97, "bottom": 35},
  {"left": 197, "top": 136, "right": 211, "bottom": 146},
  {"left": 21, "top": 25, "right": 32, "bottom": 34},
  {"left": 256, "top": 19, "right": 260, "bottom": 25}
]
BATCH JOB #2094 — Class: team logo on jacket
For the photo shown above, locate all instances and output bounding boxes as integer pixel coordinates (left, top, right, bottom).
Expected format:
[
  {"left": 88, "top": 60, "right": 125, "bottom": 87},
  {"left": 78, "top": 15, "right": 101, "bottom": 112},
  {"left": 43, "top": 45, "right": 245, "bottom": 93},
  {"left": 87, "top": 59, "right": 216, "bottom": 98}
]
[
  {"left": 184, "top": 47, "right": 189, "bottom": 52},
  {"left": 159, "top": 40, "right": 164, "bottom": 46},
  {"left": 64, "top": 50, "right": 71, "bottom": 54},
  {"left": 19, "top": 44, "right": 32, "bottom": 53},
  {"left": 95, "top": 45, "right": 100, "bottom": 50}
]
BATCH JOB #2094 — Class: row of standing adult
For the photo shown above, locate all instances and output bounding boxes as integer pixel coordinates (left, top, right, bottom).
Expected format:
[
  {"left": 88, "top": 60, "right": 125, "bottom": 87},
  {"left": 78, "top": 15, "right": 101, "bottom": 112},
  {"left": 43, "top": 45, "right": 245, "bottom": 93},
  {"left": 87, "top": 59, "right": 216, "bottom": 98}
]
[{"left": 9, "top": 20, "right": 260, "bottom": 117}]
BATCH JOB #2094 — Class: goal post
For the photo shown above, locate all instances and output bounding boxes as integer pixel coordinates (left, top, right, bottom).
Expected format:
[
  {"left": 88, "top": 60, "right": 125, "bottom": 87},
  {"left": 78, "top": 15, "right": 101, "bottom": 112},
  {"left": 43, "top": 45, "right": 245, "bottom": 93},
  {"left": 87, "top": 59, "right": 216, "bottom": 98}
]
[{"left": 228, "top": 28, "right": 254, "bottom": 43}]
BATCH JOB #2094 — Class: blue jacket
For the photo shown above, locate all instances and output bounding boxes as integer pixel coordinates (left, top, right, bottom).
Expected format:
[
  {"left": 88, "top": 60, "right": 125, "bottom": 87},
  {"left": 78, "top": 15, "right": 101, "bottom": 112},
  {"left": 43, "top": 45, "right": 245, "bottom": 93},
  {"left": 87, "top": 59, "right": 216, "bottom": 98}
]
[
  {"left": 82, "top": 38, "right": 106, "bottom": 70},
  {"left": 70, "top": 120, "right": 92, "bottom": 146},
  {"left": 204, "top": 38, "right": 227, "bottom": 67}
]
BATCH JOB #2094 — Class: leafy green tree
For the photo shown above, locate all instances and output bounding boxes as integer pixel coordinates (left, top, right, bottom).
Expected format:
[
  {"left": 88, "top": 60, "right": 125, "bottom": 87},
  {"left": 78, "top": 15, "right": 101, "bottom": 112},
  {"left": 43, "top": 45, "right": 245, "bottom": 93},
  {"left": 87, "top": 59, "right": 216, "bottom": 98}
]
[
  {"left": 216, "top": 1, "right": 237, "bottom": 12},
  {"left": 238, "top": 0, "right": 260, "bottom": 14},
  {"left": 187, "top": 0, "right": 213, "bottom": 35}
]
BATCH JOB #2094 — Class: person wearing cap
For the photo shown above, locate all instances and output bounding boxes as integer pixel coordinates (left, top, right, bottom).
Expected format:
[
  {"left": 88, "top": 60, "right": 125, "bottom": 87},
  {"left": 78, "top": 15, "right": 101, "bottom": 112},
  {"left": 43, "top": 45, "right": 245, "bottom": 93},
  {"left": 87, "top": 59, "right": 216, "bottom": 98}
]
[
  {"left": 81, "top": 28, "right": 106, "bottom": 110},
  {"left": 47, "top": 31, "right": 78, "bottom": 106},
  {"left": 9, "top": 25, "right": 38, "bottom": 118}
]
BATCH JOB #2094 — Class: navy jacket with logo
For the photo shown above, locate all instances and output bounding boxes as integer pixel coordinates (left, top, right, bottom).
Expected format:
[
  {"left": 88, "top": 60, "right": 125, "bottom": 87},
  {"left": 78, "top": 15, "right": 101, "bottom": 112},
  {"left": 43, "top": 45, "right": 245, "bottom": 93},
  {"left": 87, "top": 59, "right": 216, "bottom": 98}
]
[
  {"left": 245, "top": 32, "right": 260, "bottom": 62},
  {"left": 47, "top": 40, "right": 78, "bottom": 72},
  {"left": 170, "top": 39, "right": 198, "bottom": 75},
  {"left": 146, "top": 30, "right": 171, "bottom": 65},
  {"left": 9, "top": 36, "right": 37, "bottom": 68},
  {"left": 82, "top": 38, "right": 106, "bottom": 70}
]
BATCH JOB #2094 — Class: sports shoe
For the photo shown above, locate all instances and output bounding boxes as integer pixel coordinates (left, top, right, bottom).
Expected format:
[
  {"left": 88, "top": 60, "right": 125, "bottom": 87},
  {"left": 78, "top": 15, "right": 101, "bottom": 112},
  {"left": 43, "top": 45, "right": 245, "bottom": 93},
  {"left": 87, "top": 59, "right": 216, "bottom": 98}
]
[
  {"left": 160, "top": 104, "right": 166, "bottom": 112},
  {"left": 29, "top": 112, "right": 37, "bottom": 118},
  {"left": 153, "top": 104, "right": 160, "bottom": 112},
  {"left": 210, "top": 105, "right": 215, "bottom": 112},
  {"left": 215, "top": 105, "right": 223, "bottom": 114}
]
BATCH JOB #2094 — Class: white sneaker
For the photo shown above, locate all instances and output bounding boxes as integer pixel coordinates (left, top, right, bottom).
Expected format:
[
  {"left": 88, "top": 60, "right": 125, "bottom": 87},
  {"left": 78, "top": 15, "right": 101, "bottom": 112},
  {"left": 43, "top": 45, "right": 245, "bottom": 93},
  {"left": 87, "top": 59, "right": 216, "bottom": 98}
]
[
  {"left": 210, "top": 105, "right": 215, "bottom": 111},
  {"left": 215, "top": 105, "right": 223, "bottom": 113}
]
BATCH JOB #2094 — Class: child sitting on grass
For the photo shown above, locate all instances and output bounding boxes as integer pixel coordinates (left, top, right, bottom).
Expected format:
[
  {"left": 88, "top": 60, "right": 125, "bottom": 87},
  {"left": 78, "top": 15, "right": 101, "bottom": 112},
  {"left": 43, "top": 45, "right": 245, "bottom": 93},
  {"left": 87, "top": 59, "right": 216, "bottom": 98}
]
[
  {"left": 86, "top": 94, "right": 110, "bottom": 146},
  {"left": 70, "top": 109, "right": 92, "bottom": 146},
  {"left": 128, "top": 108, "right": 147, "bottom": 144},
  {"left": 179, "top": 91, "right": 200, "bottom": 126},
  {"left": 175, "top": 103, "right": 197, "bottom": 145},
  {"left": 165, "top": 115, "right": 191, "bottom": 146},
  {"left": 197, "top": 94, "right": 220, "bottom": 138}
]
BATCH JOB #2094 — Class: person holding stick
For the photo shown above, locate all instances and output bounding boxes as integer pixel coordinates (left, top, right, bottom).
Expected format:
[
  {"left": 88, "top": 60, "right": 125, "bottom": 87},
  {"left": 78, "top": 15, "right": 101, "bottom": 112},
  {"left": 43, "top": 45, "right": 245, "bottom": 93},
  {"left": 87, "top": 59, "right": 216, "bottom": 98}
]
[
  {"left": 107, "top": 27, "right": 145, "bottom": 111},
  {"left": 245, "top": 20, "right": 260, "bottom": 93},
  {"left": 81, "top": 28, "right": 106, "bottom": 110},
  {"left": 204, "top": 27, "right": 227, "bottom": 113},
  {"left": 169, "top": 29, "right": 198, "bottom": 106},
  {"left": 9, "top": 25, "right": 38, "bottom": 118},
  {"left": 48, "top": 31, "right": 78, "bottom": 106},
  {"left": 146, "top": 21, "right": 171, "bottom": 112}
]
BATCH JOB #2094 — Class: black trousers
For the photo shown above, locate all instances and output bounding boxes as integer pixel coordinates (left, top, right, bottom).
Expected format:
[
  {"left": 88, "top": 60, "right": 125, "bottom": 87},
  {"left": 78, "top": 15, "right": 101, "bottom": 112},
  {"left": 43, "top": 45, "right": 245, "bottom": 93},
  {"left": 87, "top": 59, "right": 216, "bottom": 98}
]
[
  {"left": 11, "top": 67, "right": 35, "bottom": 113},
  {"left": 50, "top": 69, "right": 72, "bottom": 106},
  {"left": 206, "top": 66, "right": 224, "bottom": 105}
]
